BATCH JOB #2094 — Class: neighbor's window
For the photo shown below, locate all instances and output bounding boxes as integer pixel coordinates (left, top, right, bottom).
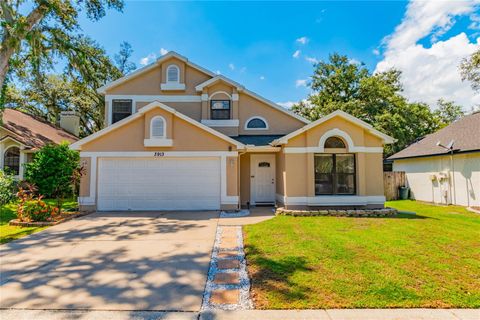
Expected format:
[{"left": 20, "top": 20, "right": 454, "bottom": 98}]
[
  {"left": 151, "top": 116, "right": 166, "bottom": 138},
  {"left": 112, "top": 99, "right": 132, "bottom": 124},
  {"left": 167, "top": 65, "right": 179, "bottom": 83},
  {"left": 246, "top": 117, "right": 267, "bottom": 129},
  {"left": 314, "top": 153, "right": 355, "bottom": 195},
  {"left": 4, "top": 147, "right": 20, "bottom": 175},
  {"left": 324, "top": 136, "right": 346, "bottom": 148},
  {"left": 210, "top": 100, "right": 231, "bottom": 120}
]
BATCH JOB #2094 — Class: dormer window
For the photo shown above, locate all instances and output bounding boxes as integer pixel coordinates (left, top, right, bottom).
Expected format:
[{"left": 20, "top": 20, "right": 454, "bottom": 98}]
[
  {"left": 211, "top": 100, "right": 231, "bottom": 120},
  {"left": 151, "top": 116, "right": 166, "bottom": 138},
  {"left": 167, "top": 65, "right": 179, "bottom": 83}
]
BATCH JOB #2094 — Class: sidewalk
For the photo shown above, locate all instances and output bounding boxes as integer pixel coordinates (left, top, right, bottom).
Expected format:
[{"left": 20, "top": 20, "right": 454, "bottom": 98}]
[{"left": 1, "top": 309, "right": 478, "bottom": 320}]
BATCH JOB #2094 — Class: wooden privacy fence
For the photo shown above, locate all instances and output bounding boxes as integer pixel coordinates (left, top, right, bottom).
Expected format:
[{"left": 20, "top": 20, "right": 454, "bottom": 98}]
[{"left": 384, "top": 171, "right": 406, "bottom": 200}]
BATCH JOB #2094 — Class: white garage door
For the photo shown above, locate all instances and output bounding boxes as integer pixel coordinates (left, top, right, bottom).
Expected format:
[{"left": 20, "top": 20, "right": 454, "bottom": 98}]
[{"left": 97, "top": 157, "right": 221, "bottom": 211}]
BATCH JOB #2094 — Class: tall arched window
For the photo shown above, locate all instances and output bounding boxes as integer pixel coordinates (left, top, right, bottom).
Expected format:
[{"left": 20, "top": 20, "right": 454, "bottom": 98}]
[
  {"left": 150, "top": 116, "right": 166, "bottom": 138},
  {"left": 324, "top": 136, "right": 346, "bottom": 148},
  {"left": 166, "top": 65, "right": 179, "bottom": 83},
  {"left": 4, "top": 147, "right": 20, "bottom": 175}
]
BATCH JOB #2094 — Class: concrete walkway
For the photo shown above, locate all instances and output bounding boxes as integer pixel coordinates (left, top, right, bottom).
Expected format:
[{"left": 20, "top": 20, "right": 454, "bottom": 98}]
[{"left": 1, "top": 308, "right": 478, "bottom": 320}]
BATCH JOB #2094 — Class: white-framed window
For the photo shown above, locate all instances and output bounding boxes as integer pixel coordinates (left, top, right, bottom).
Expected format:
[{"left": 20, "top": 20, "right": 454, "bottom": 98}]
[
  {"left": 150, "top": 116, "right": 166, "bottom": 138},
  {"left": 111, "top": 99, "right": 133, "bottom": 124},
  {"left": 4, "top": 146, "right": 20, "bottom": 175},
  {"left": 245, "top": 116, "right": 268, "bottom": 130},
  {"left": 166, "top": 65, "right": 180, "bottom": 83}
]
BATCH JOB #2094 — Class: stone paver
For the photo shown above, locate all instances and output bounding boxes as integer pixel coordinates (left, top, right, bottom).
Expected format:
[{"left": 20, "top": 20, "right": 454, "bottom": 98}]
[
  {"left": 213, "top": 272, "right": 240, "bottom": 285},
  {"left": 209, "top": 289, "right": 240, "bottom": 305},
  {"left": 219, "top": 237, "right": 238, "bottom": 249},
  {"left": 217, "top": 259, "right": 240, "bottom": 269},
  {"left": 0, "top": 211, "right": 219, "bottom": 311},
  {"left": 217, "top": 250, "right": 239, "bottom": 259}
]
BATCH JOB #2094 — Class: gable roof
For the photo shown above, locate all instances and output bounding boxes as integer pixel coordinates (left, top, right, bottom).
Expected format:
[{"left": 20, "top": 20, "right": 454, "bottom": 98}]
[
  {"left": 97, "top": 51, "right": 309, "bottom": 124},
  {"left": 271, "top": 110, "right": 396, "bottom": 145},
  {"left": 70, "top": 101, "right": 245, "bottom": 151},
  {"left": 1, "top": 109, "right": 78, "bottom": 150},
  {"left": 389, "top": 111, "right": 480, "bottom": 160}
]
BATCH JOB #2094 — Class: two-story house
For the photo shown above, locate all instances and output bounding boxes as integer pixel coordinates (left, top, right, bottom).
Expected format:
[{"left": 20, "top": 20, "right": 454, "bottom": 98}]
[{"left": 71, "top": 52, "right": 394, "bottom": 212}]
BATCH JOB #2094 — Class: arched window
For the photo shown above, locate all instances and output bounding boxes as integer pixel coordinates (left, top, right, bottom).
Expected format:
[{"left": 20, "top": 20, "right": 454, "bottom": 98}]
[
  {"left": 166, "top": 65, "right": 179, "bottom": 83},
  {"left": 151, "top": 116, "right": 166, "bottom": 138},
  {"left": 4, "top": 147, "right": 20, "bottom": 175},
  {"left": 245, "top": 117, "right": 268, "bottom": 130},
  {"left": 324, "top": 136, "right": 346, "bottom": 148}
]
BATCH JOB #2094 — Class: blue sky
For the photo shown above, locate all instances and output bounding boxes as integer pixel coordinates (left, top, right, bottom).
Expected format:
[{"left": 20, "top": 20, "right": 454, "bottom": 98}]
[{"left": 79, "top": 1, "right": 480, "bottom": 109}]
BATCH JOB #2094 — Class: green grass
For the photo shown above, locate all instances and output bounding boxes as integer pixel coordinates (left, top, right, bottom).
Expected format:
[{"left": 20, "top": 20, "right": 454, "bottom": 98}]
[
  {"left": 0, "top": 198, "right": 77, "bottom": 245},
  {"left": 244, "top": 200, "right": 480, "bottom": 309}
]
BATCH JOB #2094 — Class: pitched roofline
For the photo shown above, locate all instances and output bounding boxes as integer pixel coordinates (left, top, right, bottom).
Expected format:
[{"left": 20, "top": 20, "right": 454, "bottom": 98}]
[
  {"left": 0, "top": 135, "right": 27, "bottom": 147},
  {"left": 271, "top": 110, "right": 396, "bottom": 145},
  {"left": 97, "top": 51, "right": 216, "bottom": 94},
  {"left": 388, "top": 148, "right": 480, "bottom": 161},
  {"left": 195, "top": 75, "right": 245, "bottom": 91},
  {"left": 70, "top": 101, "right": 245, "bottom": 151}
]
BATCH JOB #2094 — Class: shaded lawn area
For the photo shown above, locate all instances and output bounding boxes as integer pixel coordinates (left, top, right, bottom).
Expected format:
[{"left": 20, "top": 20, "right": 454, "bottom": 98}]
[
  {"left": 244, "top": 200, "right": 480, "bottom": 309},
  {"left": 0, "top": 198, "right": 77, "bottom": 245}
]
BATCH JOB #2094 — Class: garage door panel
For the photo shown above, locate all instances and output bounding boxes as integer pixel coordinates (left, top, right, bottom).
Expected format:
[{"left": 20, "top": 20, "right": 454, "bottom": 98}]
[{"left": 97, "top": 158, "right": 221, "bottom": 211}]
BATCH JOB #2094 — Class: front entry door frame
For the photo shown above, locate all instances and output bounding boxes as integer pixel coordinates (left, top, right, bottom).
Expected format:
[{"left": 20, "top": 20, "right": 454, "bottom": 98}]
[{"left": 250, "top": 154, "right": 276, "bottom": 205}]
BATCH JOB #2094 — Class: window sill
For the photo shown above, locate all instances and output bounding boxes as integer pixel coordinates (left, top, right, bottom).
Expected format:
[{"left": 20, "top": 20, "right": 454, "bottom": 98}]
[
  {"left": 201, "top": 119, "right": 239, "bottom": 127},
  {"left": 144, "top": 138, "right": 173, "bottom": 147},
  {"left": 160, "top": 83, "right": 186, "bottom": 91}
]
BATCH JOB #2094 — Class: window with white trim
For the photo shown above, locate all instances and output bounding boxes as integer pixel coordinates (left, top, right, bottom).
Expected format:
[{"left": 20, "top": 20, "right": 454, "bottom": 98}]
[
  {"left": 4, "top": 147, "right": 20, "bottom": 175},
  {"left": 151, "top": 116, "right": 166, "bottom": 138},
  {"left": 210, "top": 100, "right": 231, "bottom": 120},
  {"left": 111, "top": 99, "right": 132, "bottom": 124},
  {"left": 166, "top": 65, "right": 179, "bottom": 83},
  {"left": 246, "top": 117, "right": 267, "bottom": 129}
]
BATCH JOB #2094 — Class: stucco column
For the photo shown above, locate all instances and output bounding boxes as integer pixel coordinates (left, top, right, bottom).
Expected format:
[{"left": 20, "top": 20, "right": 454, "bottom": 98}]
[
  {"left": 356, "top": 153, "right": 366, "bottom": 196},
  {"left": 201, "top": 91, "right": 209, "bottom": 120},
  {"left": 19, "top": 149, "right": 26, "bottom": 179},
  {"left": 307, "top": 153, "right": 315, "bottom": 197},
  {"left": 0, "top": 142, "right": 4, "bottom": 169}
]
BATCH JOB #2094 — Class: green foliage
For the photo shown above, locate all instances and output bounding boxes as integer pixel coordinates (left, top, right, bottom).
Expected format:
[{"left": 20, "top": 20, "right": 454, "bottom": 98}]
[
  {"left": 24, "top": 143, "right": 80, "bottom": 199},
  {"left": 460, "top": 49, "right": 480, "bottom": 92},
  {"left": 292, "top": 53, "right": 463, "bottom": 156},
  {"left": 15, "top": 186, "right": 59, "bottom": 222},
  {"left": 0, "top": 170, "right": 16, "bottom": 205}
]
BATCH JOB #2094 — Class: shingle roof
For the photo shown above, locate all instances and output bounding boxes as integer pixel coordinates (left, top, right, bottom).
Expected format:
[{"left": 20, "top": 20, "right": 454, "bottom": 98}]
[
  {"left": 232, "top": 135, "right": 285, "bottom": 146},
  {"left": 388, "top": 111, "right": 480, "bottom": 160},
  {"left": 1, "top": 109, "right": 78, "bottom": 150}
]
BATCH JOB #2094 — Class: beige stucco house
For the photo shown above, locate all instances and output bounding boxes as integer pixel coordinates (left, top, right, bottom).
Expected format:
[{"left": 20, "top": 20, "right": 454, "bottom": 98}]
[{"left": 71, "top": 52, "right": 394, "bottom": 211}]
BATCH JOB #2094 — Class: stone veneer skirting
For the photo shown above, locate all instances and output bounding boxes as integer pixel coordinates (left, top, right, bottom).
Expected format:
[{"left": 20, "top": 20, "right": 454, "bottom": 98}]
[{"left": 276, "top": 207, "right": 397, "bottom": 217}]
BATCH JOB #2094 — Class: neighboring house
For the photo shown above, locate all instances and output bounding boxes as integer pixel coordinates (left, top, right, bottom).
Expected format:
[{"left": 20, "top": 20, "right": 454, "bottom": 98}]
[
  {"left": 71, "top": 51, "right": 394, "bottom": 212},
  {"left": 1, "top": 109, "right": 79, "bottom": 179},
  {"left": 389, "top": 111, "right": 480, "bottom": 207}
]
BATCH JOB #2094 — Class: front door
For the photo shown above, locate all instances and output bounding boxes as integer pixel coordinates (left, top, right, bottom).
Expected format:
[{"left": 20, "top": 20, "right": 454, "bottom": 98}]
[{"left": 251, "top": 154, "right": 276, "bottom": 204}]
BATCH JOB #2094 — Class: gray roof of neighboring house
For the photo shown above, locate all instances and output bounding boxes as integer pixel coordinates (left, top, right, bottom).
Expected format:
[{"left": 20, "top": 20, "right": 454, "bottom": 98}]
[
  {"left": 388, "top": 111, "right": 480, "bottom": 160},
  {"left": 232, "top": 135, "right": 285, "bottom": 146}
]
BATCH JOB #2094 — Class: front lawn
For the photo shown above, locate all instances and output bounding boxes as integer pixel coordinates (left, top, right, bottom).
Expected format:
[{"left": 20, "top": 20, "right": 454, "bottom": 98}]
[
  {"left": 0, "top": 198, "right": 77, "bottom": 244},
  {"left": 244, "top": 200, "right": 480, "bottom": 309}
]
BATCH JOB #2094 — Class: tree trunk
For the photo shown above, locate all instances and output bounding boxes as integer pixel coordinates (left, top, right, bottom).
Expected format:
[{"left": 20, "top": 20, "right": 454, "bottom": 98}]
[{"left": 0, "top": 4, "right": 48, "bottom": 88}]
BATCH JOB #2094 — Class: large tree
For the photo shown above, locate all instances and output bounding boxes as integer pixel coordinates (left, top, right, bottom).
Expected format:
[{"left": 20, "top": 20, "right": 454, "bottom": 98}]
[
  {"left": 460, "top": 49, "right": 480, "bottom": 92},
  {"left": 292, "top": 53, "right": 460, "bottom": 156},
  {"left": 0, "top": 0, "right": 123, "bottom": 88}
]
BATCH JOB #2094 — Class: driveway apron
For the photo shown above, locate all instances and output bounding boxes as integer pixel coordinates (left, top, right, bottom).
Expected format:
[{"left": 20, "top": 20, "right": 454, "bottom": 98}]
[{"left": 0, "top": 211, "right": 219, "bottom": 311}]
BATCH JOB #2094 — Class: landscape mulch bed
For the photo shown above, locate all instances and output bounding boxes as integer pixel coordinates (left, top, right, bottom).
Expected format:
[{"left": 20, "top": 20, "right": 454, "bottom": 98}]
[{"left": 9, "top": 211, "right": 91, "bottom": 227}]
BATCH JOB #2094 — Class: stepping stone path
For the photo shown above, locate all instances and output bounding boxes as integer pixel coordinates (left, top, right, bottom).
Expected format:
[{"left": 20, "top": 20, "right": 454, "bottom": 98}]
[{"left": 201, "top": 225, "right": 253, "bottom": 310}]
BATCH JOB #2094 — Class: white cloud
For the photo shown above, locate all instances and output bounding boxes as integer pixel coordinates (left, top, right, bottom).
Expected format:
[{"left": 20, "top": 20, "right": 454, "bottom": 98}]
[
  {"left": 296, "top": 79, "right": 308, "bottom": 87},
  {"left": 215, "top": 70, "right": 221, "bottom": 75},
  {"left": 372, "top": 48, "right": 380, "bottom": 56},
  {"left": 139, "top": 53, "right": 156, "bottom": 66},
  {"left": 305, "top": 56, "right": 318, "bottom": 64},
  {"left": 296, "top": 36, "right": 309, "bottom": 45},
  {"left": 349, "top": 58, "right": 360, "bottom": 65},
  {"left": 293, "top": 50, "right": 301, "bottom": 58},
  {"left": 240, "top": 66, "right": 247, "bottom": 73},
  {"left": 277, "top": 101, "right": 296, "bottom": 109},
  {"left": 228, "top": 63, "right": 235, "bottom": 70},
  {"left": 260, "top": 75, "right": 265, "bottom": 80},
  {"left": 376, "top": 0, "right": 480, "bottom": 109},
  {"left": 159, "top": 48, "right": 168, "bottom": 55}
]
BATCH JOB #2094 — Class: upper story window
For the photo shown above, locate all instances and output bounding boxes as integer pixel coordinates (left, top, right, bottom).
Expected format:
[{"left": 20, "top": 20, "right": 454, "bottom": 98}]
[
  {"left": 167, "top": 65, "right": 180, "bottom": 83},
  {"left": 324, "top": 136, "right": 346, "bottom": 149},
  {"left": 151, "top": 116, "right": 166, "bottom": 138},
  {"left": 210, "top": 100, "right": 231, "bottom": 120},
  {"left": 112, "top": 99, "right": 132, "bottom": 124},
  {"left": 245, "top": 117, "right": 268, "bottom": 130},
  {"left": 4, "top": 147, "right": 20, "bottom": 175}
]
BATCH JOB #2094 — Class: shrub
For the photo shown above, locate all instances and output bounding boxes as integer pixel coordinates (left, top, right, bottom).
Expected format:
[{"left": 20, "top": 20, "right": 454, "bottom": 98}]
[
  {"left": 16, "top": 184, "right": 59, "bottom": 222},
  {"left": 0, "top": 169, "right": 17, "bottom": 205},
  {"left": 24, "top": 142, "right": 81, "bottom": 208}
]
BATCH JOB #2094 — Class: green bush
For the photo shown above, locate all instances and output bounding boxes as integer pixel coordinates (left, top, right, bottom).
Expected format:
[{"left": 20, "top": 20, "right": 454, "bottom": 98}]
[
  {"left": 24, "top": 143, "right": 80, "bottom": 202},
  {"left": 0, "top": 170, "right": 17, "bottom": 205},
  {"left": 15, "top": 184, "right": 59, "bottom": 222}
]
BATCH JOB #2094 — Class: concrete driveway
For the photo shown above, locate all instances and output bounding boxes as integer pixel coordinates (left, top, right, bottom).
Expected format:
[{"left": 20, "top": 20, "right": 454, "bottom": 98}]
[{"left": 0, "top": 211, "right": 219, "bottom": 311}]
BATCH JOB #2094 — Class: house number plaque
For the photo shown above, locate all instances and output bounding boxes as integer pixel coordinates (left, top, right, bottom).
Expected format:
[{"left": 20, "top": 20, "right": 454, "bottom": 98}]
[{"left": 154, "top": 152, "right": 165, "bottom": 157}]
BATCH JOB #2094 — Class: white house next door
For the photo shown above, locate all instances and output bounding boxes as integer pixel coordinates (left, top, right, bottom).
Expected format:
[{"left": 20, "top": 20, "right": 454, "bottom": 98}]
[{"left": 251, "top": 154, "right": 276, "bottom": 205}]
